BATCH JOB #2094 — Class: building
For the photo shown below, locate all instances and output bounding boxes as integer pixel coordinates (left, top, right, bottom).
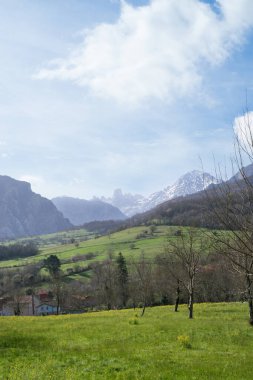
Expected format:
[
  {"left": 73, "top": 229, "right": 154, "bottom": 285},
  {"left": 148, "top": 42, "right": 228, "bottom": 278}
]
[
  {"left": 0, "top": 290, "right": 59, "bottom": 316},
  {"left": 36, "top": 302, "right": 59, "bottom": 316}
]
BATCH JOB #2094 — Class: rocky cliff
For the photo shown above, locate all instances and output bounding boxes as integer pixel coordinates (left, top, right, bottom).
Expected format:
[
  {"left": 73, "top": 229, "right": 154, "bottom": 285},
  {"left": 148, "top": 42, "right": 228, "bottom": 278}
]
[{"left": 0, "top": 176, "right": 72, "bottom": 239}]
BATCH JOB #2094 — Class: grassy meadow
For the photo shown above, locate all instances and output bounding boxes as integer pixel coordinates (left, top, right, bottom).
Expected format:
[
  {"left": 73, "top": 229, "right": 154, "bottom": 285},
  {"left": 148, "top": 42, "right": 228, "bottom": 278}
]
[
  {"left": 0, "top": 302, "right": 253, "bottom": 379},
  {"left": 0, "top": 226, "right": 209, "bottom": 279}
]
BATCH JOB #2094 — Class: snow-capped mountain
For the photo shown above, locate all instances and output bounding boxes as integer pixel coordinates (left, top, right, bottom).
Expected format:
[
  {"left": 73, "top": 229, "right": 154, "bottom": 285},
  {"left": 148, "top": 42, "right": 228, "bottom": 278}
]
[
  {"left": 101, "top": 189, "right": 146, "bottom": 217},
  {"left": 101, "top": 170, "right": 218, "bottom": 217},
  {"left": 145, "top": 170, "right": 217, "bottom": 211}
]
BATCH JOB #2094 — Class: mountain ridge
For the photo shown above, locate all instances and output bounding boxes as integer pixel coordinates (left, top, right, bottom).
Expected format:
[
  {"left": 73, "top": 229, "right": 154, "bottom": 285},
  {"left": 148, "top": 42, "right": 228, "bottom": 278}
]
[
  {"left": 100, "top": 170, "right": 218, "bottom": 216},
  {"left": 52, "top": 196, "right": 126, "bottom": 226}
]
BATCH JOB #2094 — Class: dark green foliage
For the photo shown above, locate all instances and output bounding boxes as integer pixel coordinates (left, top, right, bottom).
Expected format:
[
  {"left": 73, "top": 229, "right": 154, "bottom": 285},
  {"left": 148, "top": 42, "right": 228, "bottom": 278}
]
[
  {"left": 116, "top": 252, "right": 128, "bottom": 307},
  {"left": 43, "top": 254, "right": 61, "bottom": 276},
  {"left": 0, "top": 242, "right": 38, "bottom": 261}
]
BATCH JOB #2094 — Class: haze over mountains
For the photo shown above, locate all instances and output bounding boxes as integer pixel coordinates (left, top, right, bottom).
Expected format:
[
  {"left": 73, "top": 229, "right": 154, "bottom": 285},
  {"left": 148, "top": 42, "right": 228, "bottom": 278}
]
[
  {"left": 101, "top": 170, "right": 217, "bottom": 216},
  {"left": 0, "top": 176, "right": 71, "bottom": 239},
  {"left": 0, "top": 169, "right": 219, "bottom": 239},
  {"left": 52, "top": 197, "right": 126, "bottom": 226}
]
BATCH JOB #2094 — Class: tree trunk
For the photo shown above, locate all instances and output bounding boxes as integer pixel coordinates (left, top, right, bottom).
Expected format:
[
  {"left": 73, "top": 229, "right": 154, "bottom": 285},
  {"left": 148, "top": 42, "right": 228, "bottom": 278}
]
[
  {"left": 32, "top": 293, "right": 35, "bottom": 316},
  {"left": 175, "top": 280, "right": 180, "bottom": 312},
  {"left": 188, "top": 277, "right": 194, "bottom": 319},
  {"left": 56, "top": 294, "right": 60, "bottom": 315},
  {"left": 188, "top": 291, "right": 194, "bottom": 319},
  {"left": 246, "top": 273, "right": 253, "bottom": 325},
  {"left": 141, "top": 301, "right": 146, "bottom": 317}
]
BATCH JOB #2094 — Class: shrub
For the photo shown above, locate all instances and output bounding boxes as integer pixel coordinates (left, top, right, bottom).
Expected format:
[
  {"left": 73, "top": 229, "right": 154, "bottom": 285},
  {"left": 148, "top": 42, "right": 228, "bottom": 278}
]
[
  {"left": 129, "top": 314, "right": 139, "bottom": 325},
  {"left": 177, "top": 335, "right": 191, "bottom": 349}
]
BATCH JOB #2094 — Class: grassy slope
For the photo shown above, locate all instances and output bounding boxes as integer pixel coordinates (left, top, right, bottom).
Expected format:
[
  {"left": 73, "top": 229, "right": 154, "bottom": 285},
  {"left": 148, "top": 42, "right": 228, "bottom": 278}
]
[
  {"left": 0, "top": 226, "right": 182, "bottom": 272},
  {"left": 0, "top": 303, "right": 253, "bottom": 379}
]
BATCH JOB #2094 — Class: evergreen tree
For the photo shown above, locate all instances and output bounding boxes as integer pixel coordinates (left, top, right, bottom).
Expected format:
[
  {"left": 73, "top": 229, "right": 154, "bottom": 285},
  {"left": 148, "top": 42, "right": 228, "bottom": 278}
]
[
  {"left": 116, "top": 252, "right": 128, "bottom": 307},
  {"left": 44, "top": 255, "right": 61, "bottom": 277}
]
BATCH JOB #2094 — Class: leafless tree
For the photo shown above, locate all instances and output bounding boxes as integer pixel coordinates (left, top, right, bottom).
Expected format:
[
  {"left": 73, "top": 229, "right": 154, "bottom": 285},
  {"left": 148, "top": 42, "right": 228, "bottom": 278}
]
[
  {"left": 154, "top": 254, "right": 183, "bottom": 311},
  {"left": 131, "top": 252, "right": 154, "bottom": 316},
  {"left": 90, "top": 255, "right": 117, "bottom": 310},
  {"left": 206, "top": 107, "right": 253, "bottom": 324},
  {"left": 166, "top": 228, "right": 207, "bottom": 319}
]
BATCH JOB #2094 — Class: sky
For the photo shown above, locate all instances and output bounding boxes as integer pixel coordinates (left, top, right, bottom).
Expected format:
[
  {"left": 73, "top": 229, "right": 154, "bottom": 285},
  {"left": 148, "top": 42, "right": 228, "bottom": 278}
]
[{"left": 1, "top": 0, "right": 253, "bottom": 199}]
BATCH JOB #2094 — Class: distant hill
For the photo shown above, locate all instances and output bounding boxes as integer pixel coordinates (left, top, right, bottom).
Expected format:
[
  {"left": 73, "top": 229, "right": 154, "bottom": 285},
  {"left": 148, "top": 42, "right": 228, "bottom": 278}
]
[
  {"left": 228, "top": 163, "right": 253, "bottom": 183},
  {"left": 0, "top": 176, "right": 72, "bottom": 239},
  {"left": 101, "top": 170, "right": 217, "bottom": 216},
  {"left": 52, "top": 196, "right": 126, "bottom": 226}
]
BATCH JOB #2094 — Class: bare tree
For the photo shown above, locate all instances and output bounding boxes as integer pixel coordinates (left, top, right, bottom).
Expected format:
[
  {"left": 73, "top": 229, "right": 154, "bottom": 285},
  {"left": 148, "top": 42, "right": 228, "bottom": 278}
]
[
  {"left": 154, "top": 254, "right": 183, "bottom": 311},
  {"left": 132, "top": 252, "right": 154, "bottom": 316},
  {"left": 90, "top": 255, "right": 116, "bottom": 310},
  {"left": 206, "top": 108, "right": 253, "bottom": 324},
  {"left": 167, "top": 228, "right": 206, "bottom": 319}
]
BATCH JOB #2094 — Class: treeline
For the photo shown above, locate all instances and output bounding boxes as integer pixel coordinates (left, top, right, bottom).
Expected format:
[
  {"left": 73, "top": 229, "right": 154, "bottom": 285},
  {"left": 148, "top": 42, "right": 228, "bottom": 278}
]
[
  {"left": 0, "top": 242, "right": 39, "bottom": 261},
  {"left": 84, "top": 248, "right": 241, "bottom": 317}
]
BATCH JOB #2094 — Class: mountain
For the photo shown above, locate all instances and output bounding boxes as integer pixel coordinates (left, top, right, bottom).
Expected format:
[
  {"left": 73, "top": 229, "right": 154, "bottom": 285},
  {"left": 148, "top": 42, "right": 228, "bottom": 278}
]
[
  {"left": 83, "top": 167, "right": 253, "bottom": 235},
  {"left": 0, "top": 176, "right": 71, "bottom": 240},
  {"left": 101, "top": 189, "right": 146, "bottom": 217},
  {"left": 145, "top": 170, "right": 217, "bottom": 210},
  {"left": 52, "top": 196, "right": 126, "bottom": 226},
  {"left": 229, "top": 163, "right": 253, "bottom": 182},
  {"left": 101, "top": 170, "right": 217, "bottom": 217}
]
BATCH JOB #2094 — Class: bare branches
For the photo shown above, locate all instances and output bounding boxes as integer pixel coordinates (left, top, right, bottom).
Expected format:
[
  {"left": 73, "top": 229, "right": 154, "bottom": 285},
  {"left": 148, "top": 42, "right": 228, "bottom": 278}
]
[{"left": 165, "top": 228, "right": 207, "bottom": 319}]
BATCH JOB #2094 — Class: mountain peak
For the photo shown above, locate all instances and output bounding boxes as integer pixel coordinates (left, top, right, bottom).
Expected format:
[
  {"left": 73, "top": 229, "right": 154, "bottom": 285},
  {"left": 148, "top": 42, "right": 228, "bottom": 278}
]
[{"left": 100, "top": 170, "right": 218, "bottom": 217}]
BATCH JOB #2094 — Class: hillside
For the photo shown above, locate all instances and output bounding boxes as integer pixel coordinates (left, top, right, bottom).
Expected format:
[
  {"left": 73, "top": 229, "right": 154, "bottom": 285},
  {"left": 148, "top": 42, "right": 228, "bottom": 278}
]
[
  {"left": 52, "top": 196, "right": 126, "bottom": 225},
  {"left": 0, "top": 225, "right": 178, "bottom": 271},
  {"left": 1, "top": 303, "right": 253, "bottom": 379},
  {"left": 83, "top": 190, "right": 214, "bottom": 235},
  {"left": 0, "top": 176, "right": 72, "bottom": 239}
]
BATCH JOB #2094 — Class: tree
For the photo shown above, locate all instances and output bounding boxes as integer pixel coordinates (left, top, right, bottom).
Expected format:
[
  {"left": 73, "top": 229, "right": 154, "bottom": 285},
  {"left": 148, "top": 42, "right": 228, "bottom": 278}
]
[
  {"left": 132, "top": 252, "right": 154, "bottom": 316},
  {"left": 44, "top": 255, "right": 62, "bottom": 314},
  {"left": 90, "top": 255, "right": 116, "bottom": 310},
  {"left": 167, "top": 229, "right": 206, "bottom": 319},
  {"left": 206, "top": 109, "right": 253, "bottom": 324},
  {"left": 52, "top": 279, "right": 65, "bottom": 315},
  {"left": 44, "top": 255, "right": 61, "bottom": 277},
  {"left": 149, "top": 225, "right": 157, "bottom": 235},
  {"left": 154, "top": 254, "right": 182, "bottom": 311},
  {"left": 116, "top": 252, "right": 128, "bottom": 307}
]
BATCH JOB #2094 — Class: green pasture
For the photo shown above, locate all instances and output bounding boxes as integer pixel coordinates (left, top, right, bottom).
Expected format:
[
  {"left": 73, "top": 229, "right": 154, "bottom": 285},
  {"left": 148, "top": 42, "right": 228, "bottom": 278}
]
[
  {"left": 0, "top": 302, "right": 252, "bottom": 379},
  {"left": 0, "top": 225, "right": 214, "bottom": 284},
  {"left": 0, "top": 226, "right": 178, "bottom": 270}
]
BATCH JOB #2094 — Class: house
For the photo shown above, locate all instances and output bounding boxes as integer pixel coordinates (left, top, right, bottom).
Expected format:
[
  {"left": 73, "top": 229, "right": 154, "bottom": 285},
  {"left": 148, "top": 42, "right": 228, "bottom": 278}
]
[
  {"left": 36, "top": 302, "right": 59, "bottom": 316},
  {"left": 0, "top": 290, "right": 60, "bottom": 316},
  {"left": 0, "top": 295, "right": 40, "bottom": 316},
  {"left": 0, "top": 297, "right": 11, "bottom": 316}
]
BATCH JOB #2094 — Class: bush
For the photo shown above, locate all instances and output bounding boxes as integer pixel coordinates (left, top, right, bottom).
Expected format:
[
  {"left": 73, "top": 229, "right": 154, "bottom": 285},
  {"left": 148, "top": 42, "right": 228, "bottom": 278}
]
[
  {"left": 129, "top": 314, "right": 140, "bottom": 325},
  {"left": 177, "top": 335, "right": 191, "bottom": 349}
]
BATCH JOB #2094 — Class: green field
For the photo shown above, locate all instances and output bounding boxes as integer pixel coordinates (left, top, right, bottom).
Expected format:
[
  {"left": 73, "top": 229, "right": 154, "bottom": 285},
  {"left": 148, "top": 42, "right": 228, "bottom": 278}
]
[
  {"left": 0, "top": 302, "right": 252, "bottom": 379},
  {"left": 0, "top": 226, "right": 208, "bottom": 274}
]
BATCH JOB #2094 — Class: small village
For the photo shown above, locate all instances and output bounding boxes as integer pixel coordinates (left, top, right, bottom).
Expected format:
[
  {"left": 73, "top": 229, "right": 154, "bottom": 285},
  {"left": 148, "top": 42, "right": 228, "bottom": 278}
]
[{"left": 0, "top": 290, "right": 92, "bottom": 316}]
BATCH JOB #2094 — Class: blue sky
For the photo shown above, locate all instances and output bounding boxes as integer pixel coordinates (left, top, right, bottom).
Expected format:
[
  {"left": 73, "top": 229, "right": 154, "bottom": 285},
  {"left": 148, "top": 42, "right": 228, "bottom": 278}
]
[{"left": 1, "top": 0, "right": 253, "bottom": 199}]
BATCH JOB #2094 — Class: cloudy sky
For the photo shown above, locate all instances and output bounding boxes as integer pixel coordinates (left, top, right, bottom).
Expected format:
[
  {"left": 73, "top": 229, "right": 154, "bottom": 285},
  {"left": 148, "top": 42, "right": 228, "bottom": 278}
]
[{"left": 1, "top": 0, "right": 253, "bottom": 199}]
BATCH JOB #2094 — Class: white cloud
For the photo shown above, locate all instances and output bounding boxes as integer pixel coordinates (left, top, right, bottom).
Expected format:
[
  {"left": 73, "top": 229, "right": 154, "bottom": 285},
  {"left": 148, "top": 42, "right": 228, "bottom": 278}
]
[
  {"left": 35, "top": 0, "right": 253, "bottom": 105},
  {"left": 233, "top": 111, "right": 253, "bottom": 153}
]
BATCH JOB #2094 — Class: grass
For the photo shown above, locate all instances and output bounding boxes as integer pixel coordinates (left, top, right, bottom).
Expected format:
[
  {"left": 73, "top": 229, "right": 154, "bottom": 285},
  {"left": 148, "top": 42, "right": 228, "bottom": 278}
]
[
  {"left": 0, "top": 226, "right": 208, "bottom": 274},
  {"left": 0, "top": 302, "right": 253, "bottom": 379}
]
